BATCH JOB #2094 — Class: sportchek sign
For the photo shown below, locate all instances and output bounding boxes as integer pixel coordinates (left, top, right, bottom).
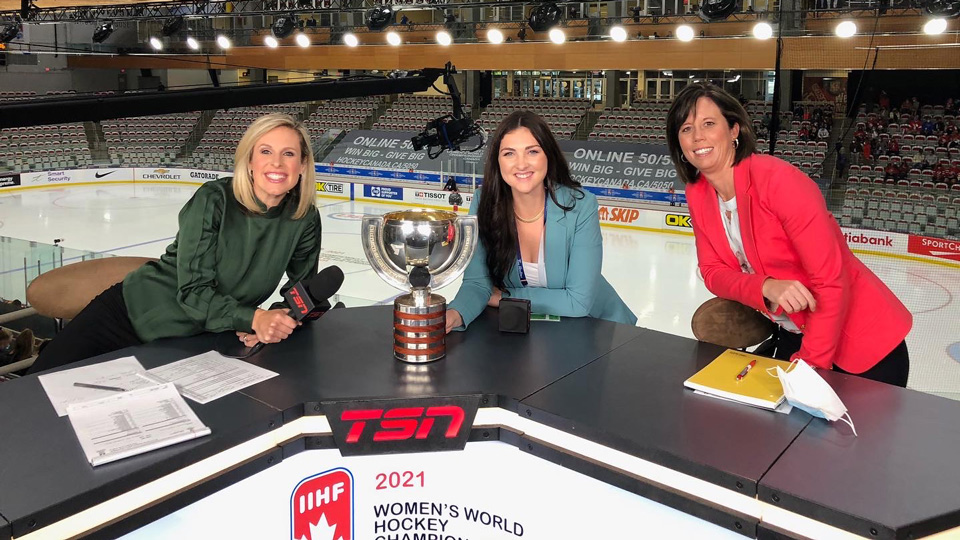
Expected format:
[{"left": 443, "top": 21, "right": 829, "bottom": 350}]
[
  {"left": 322, "top": 396, "right": 480, "bottom": 456},
  {"left": 909, "top": 235, "right": 960, "bottom": 262}
]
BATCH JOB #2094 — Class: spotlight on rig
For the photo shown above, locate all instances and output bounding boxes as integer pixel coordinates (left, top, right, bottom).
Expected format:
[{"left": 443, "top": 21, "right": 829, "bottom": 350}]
[
  {"left": 528, "top": 3, "right": 563, "bottom": 32},
  {"left": 921, "top": 0, "right": 960, "bottom": 18},
  {"left": 699, "top": 0, "right": 738, "bottom": 22},
  {"left": 162, "top": 16, "right": 184, "bottom": 37},
  {"left": 1, "top": 21, "right": 21, "bottom": 43},
  {"left": 272, "top": 15, "right": 297, "bottom": 38},
  {"left": 92, "top": 21, "right": 114, "bottom": 43},
  {"left": 366, "top": 6, "right": 393, "bottom": 31}
]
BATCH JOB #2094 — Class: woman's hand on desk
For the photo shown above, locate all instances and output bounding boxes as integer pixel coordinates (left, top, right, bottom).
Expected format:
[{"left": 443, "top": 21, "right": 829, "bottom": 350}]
[
  {"left": 762, "top": 278, "right": 817, "bottom": 314},
  {"left": 487, "top": 288, "right": 503, "bottom": 308},
  {"left": 236, "top": 331, "right": 262, "bottom": 347},
  {"left": 251, "top": 308, "right": 299, "bottom": 343},
  {"left": 445, "top": 309, "right": 464, "bottom": 334}
]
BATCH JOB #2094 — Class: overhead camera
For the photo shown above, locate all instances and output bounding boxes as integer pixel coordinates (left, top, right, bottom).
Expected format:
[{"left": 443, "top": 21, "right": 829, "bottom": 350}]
[
  {"left": 411, "top": 116, "right": 483, "bottom": 157},
  {"left": 410, "top": 63, "right": 484, "bottom": 159}
]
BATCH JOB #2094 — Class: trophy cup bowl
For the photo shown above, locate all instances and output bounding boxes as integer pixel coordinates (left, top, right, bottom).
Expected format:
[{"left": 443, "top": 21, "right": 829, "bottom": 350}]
[{"left": 362, "top": 209, "right": 478, "bottom": 363}]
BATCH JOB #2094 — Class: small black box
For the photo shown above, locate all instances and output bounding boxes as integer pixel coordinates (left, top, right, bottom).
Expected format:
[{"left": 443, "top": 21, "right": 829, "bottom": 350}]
[{"left": 499, "top": 298, "right": 531, "bottom": 334}]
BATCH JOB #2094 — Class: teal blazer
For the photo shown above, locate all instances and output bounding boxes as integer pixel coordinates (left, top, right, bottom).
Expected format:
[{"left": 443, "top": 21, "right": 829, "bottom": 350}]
[{"left": 449, "top": 185, "right": 637, "bottom": 329}]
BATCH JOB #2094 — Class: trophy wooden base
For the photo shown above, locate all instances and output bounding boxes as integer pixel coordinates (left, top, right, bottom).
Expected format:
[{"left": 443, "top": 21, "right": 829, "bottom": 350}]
[{"left": 393, "top": 290, "right": 446, "bottom": 363}]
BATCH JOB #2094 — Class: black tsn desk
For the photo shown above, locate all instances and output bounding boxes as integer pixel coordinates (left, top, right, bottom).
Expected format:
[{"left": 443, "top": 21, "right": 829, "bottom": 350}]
[{"left": 1, "top": 306, "right": 959, "bottom": 539}]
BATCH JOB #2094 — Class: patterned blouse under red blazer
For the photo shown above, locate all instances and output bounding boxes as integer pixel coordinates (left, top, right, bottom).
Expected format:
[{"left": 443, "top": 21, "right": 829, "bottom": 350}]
[{"left": 685, "top": 153, "right": 912, "bottom": 373}]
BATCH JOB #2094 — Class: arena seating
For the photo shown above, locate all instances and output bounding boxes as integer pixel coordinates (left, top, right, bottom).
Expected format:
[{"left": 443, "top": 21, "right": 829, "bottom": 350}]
[
  {"left": 302, "top": 97, "right": 381, "bottom": 142},
  {"left": 589, "top": 100, "right": 669, "bottom": 144},
  {"left": 0, "top": 123, "right": 93, "bottom": 171},
  {"left": 479, "top": 97, "right": 589, "bottom": 140},
  {"left": 186, "top": 104, "right": 306, "bottom": 171},
  {"left": 102, "top": 112, "right": 201, "bottom": 166},
  {"left": 0, "top": 92, "right": 94, "bottom": 172}
]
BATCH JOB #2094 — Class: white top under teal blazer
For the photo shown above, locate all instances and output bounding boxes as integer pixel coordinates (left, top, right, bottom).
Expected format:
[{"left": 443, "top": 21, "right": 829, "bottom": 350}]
[{"left": 448, "top": 185, "right": 638, "bottom": 329}]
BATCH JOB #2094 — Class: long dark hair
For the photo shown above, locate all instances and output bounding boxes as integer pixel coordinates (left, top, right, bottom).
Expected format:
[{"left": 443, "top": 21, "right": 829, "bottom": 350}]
[
  {"left": 665, "top": 82, "right": 757, "bottom": 184},
  {"left": 478, "top": 110, "right": 583, "bottom": 290}
]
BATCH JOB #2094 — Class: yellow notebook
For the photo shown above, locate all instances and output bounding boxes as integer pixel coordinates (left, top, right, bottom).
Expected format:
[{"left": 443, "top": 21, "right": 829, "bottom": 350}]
[{"left": 683, "top": 349, "right": 793, "bottom": 410}]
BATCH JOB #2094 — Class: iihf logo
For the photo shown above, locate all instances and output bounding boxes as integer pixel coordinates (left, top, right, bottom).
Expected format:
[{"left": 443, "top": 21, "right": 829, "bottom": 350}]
[{"left": 291, "top": 468, "right": 353, "bottom": 540}]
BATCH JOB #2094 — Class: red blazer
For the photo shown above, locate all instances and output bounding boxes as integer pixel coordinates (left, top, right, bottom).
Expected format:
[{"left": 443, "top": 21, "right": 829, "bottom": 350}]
[{"left": 685, "top": 154, "right": 911, "bottom": 373}]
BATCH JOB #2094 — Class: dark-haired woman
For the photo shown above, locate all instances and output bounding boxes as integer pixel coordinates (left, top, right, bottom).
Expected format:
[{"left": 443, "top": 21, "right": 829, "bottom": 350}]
[
  {"left": 445, "top": 111, "right": 636, "bottom": 332},
  {"left": 666, "top": 83, "right": 911, "bottom": 387}
]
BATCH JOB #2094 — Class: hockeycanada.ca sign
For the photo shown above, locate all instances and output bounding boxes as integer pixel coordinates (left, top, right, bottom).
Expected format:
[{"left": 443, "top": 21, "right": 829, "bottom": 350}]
[{"left": 322, "top": 396, "right": 480, "bottom": 456}]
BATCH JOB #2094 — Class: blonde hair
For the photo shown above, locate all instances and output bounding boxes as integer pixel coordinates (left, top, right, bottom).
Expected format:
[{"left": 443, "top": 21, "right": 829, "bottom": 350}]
[{"left": 232, "top": 113, "right": 316, "bottom": 219}]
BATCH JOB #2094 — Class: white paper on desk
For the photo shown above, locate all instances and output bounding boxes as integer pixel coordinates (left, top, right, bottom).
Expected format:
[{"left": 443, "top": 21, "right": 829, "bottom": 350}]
[
  {"left": 66, "top": 382, "right": 211, "bottom": 467},
  {"left": 38, "top": 356, "right": 157, "bottom": 417},
  {"left": 693, "top": 389, "right": 794, "bottom": 415},
  {"left": 142, "top": 351, "right": 278, "bottom": 404}
]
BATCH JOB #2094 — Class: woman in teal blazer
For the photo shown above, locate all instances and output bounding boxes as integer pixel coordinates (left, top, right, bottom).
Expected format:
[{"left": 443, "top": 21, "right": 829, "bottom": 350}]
[{"left": 446, "top": 111, "right": 636, "bottom": 331}]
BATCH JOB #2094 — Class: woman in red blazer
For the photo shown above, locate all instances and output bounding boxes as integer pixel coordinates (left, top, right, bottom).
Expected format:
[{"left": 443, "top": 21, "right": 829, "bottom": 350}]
[{"left": 666, "top": 83, "right": 911, "bottom": 387}]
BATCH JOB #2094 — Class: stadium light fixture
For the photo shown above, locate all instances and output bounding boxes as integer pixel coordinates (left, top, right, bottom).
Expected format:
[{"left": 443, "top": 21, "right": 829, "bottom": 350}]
[
  {"left": 436, "top": 30, "right": 452, "bottom": 46},
  {"left": 548, "top": 28, "right": 565, "bottom": 43},
  {"left": 149, "top": 37, "right": 163, "bottom": 50},
  {"left": 487, "top": 28, "right": 504, "bottom": 44},
  {"left": 162, "top": 16, "right": 184, "bottom": 37},
  {"left": 186, "top": 36, "right": 200, "bottom": 50},
  {"left": 923, "top": 17, "right": 948, "bottom": 34},
  {"left": 677, "top": 25, "right": 695, "bottom": 41},
  {"left": 92, "top": 21, "right": 114, "bottom": 43},
  {"left": 753, "top": 21, "right": 773, "bottom": 40},
  {"left": 216, "top": 35, "right": 231, "bottom": 49},
  {"left": 921, "top": 0, "right": 960, "bottom": 18},
  {"left": 1, "top": 21, "right": 20, "bottom": 44},
  {"left": 529, "top": 3, "right": 563, "bottom": 32},
  {"left": 264, "top": 35, "right": 279, "bottom": 48},
  {"left": 343, "top": 33, "right": 359, "bottom": 47},
  {"left": 699, "top": 0, "right": 738, "bottom": 22},
  {"left": 835, "top": 20, "right": 857, "bottom": 37},
  {"left": 386, "top": 31, "right": 401, "bottom": 46},
  {"left": 609, "top": 25, "right": 627, "bottom": 42},
  {"left": 272, "top": 15, "right": 297, "bottom": 39},
  {"left": 367, "top": 6, "right": 393, "bottom": 31},
  {"left": 295, "top": 32, "right": 310, "bottom": 47}
]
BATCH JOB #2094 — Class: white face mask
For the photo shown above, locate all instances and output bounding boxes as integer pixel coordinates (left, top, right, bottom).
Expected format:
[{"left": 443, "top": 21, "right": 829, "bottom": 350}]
[{"left": 771, "top": 359, "right": 858, "bottom": 436}]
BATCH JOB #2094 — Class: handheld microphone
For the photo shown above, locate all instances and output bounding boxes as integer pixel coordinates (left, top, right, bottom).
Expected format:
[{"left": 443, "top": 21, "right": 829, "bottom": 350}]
[{"left": 284, "top": 265, "right": 345, "bottom": 321}]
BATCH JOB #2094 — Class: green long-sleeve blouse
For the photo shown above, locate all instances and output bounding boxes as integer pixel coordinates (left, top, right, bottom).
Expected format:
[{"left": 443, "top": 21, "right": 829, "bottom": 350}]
[{"left": 123, "top": 177, "right": 321, "bottom": 342}]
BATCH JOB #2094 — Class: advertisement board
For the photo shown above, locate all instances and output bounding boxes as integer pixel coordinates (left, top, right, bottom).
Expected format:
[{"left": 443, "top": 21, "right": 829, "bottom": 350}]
[
  {"left": 121, "top": 442, "right": 737, "bottom": 539},
  {"left": 360, "top": 184, "right": 404, "bottom": 201},
  {"left": 316, "top": 181, "right": 350, "bottom": 199},
  {"left": 0, "top": 172, "right": 20, "bottom": 189}
]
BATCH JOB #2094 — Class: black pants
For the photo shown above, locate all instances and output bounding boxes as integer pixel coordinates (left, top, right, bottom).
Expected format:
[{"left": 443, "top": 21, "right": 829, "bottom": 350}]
[
  {"left": 26, "top": 282, "right": 143, "bottom": 375},
  {"left": 762, "top": 327, "right": 909, "bottom": 388}
]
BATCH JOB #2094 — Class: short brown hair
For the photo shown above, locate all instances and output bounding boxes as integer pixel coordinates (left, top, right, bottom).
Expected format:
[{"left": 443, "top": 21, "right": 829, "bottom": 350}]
[
  {"left": 232, "top": 113, "right": 316, "bottom": 219},
  {"left": 665, "top": 83, "right": 756, "bottom": 184}
]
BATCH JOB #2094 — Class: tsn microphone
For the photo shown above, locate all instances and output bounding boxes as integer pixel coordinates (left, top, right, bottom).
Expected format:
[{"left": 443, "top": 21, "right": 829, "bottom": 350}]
[{"left": 284, "top": 265, "right": 345, "bottom": 321}]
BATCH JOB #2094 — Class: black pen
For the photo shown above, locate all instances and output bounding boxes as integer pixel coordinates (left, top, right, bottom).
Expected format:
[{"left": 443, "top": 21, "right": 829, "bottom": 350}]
[{"left": 73, "top": 382, "right": 126, "bottom": 392}]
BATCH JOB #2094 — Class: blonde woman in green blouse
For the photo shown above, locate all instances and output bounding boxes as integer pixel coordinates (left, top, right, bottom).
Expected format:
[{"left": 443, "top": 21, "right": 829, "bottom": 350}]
[{"left": 28, "top": 113, "right": 321, "bottom": 373}]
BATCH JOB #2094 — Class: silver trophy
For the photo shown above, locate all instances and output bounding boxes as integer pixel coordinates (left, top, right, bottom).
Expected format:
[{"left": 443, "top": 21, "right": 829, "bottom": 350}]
[{"left": 362, "top": 210, "right": 478, "bottom": 363}]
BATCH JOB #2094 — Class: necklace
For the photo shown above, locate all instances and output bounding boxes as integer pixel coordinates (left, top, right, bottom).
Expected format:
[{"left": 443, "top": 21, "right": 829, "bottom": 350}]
[{"left": 515, "top": 208, "right": 544, "bottom": 223}]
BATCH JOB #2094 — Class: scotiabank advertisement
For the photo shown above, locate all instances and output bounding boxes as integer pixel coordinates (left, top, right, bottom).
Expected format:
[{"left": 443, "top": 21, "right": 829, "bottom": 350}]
[
  {"left": 840, "top": 228, "right": 908, "bottom": 255},
  {"left": 840, "top": 227, "right": 960, "bottom": 266}
]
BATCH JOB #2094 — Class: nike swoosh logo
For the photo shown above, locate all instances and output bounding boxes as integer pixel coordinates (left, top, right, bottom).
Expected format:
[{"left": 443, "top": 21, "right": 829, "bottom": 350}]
[{"left": 95, "top": 171, "right": 116, "bottom": 178}]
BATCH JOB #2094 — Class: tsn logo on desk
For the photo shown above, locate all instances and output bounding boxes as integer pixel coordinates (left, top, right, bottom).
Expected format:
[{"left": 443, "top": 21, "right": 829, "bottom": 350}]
[{"left": 322, "top": 396, "right": 480, "bottom": 456}]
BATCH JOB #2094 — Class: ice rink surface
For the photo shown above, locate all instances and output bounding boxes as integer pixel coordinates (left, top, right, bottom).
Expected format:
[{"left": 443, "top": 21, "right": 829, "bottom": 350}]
[{"left": 2, "top": 183, "right": 957, "bottom": 399}]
